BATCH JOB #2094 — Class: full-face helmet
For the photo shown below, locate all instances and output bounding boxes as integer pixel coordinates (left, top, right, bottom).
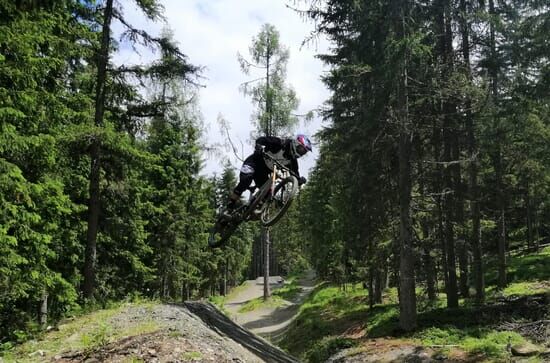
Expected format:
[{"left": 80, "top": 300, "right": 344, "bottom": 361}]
[{"left": 290, "top": 134, "right": 312, "bottom": 158}]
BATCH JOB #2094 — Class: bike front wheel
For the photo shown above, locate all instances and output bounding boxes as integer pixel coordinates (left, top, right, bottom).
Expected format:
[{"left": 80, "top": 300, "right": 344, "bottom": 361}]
[{"left": 260, "top": 175, "right": 299, "bottom": 227}]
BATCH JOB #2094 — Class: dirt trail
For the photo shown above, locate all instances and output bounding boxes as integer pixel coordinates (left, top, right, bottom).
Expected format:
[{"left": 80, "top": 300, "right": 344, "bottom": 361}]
[
  {"left": 184, "top": 301, "right": 298, "bottom": 363},
  {"left": 224, "top": 270, "right": 317, "bottom": 341}
]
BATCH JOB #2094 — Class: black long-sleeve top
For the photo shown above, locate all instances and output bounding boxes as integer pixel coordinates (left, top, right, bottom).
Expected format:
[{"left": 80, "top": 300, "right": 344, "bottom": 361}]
[{"left": 255, "top": 136, "right": 300, "bottom": 176}]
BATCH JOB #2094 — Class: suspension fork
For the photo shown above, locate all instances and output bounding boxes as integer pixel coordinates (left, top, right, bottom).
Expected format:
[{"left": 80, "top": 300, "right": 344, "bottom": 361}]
[{"left": 270, "top": 164, "right": 277, "bottom": 197}]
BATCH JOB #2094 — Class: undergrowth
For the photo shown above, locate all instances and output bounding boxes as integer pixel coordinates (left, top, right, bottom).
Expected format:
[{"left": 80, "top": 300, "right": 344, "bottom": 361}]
[
  {"left": 0, "top": 302, "right": 160, "bottom": 363},
  {"left": 279, "top": 247, "right": 549, "bottom": 362}
]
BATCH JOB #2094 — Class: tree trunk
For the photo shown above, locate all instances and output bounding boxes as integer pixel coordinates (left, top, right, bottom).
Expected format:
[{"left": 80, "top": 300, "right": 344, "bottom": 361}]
[
  {"left": 487, "top": 0, "right": 507, "bottom": 289},
  {"left": 39, "top": 290, "right": 48, "bottom": 329},
  {"left": 458, "top": 239, "right": 469, "bottom": 297},
  {"left": 459, "top": 0, "right": 484, "bottom": 302},
  {"left": 434, "top": 116, "right": 449, "bottom": 295},
  {"left": 396, "top": 0, "right": 416, "bottom": 331},
  {"left": 182, "top": 283, "right": 189, "bottom": 302},
  {"left": 263, "top": 227, "right": 271, "bottom": 300},
  {"left": 423, "top": 248, "right": 437, "bottom": 301},
  {"left": 368, "top": 267, "right": 375, "bottom": 308},
  {"left": 83, "top": 0, "right": 113, "bottom": 300},
  {"left": 443, "top": 134, "right": 459, "bottom": 308},
  {"left": 526, "top": 181, "right": 534, "bottom": 252},
  {"left": 452, "top": 136, "right": 469, "bottom": 299},
  {"left": 223, "top": 257, "right": 228, "bottom": 296},
  {"left": 374, "top": 267, "right": 383, "bottom": 304},
  {"left": 417, "top": 151, "right": 436, "bottom": 302},
  {"left": 439, "top": 0, "right": 459, "bottom": 308}
]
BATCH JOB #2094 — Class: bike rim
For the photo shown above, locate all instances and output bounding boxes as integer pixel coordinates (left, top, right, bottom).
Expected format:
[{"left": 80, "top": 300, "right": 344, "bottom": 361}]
[{"left": 261, "top": 177, "right": 297, "bottom": 225}]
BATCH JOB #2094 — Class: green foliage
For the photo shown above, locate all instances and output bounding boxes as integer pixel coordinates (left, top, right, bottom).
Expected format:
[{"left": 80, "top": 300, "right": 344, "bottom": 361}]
[
  {"left": 279, "top": 283, "right": 370, "bottom": 359},
  {"left": 294, "top": 0, "right": 550, "bottom": 333},
  {"left": 1, "top": 302, "right": 159, "bottom": 362},
  {"left": 305, "top": 337, "right": 356, "bottom": 363},
  {"left": 238, "top": 296, "right": 284, "bottom": 313},
  {"left": 415, "top": 327, "right": 525, "bottom": 358},
  {"left": 485, "top": 246, "right": 550, "bottom": 288},
  {"left": 272, "top": 278, "right": 302, "bottom": 300},
  {"left": 239, "top": 23, "right": 299, "bottom": 136},
  {"left": 181, "top": 351, "right": 202, "bottom": 360},
  {"left": 0, "top": 0, "right": 221, "bottom": 345}
]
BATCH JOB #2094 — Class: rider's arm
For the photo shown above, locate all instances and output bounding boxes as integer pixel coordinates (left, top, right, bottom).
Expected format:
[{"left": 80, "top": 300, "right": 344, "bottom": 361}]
[
  {"left": 290, "top": 158, "right": 299, "bottom": 177},
  {"left": 291, "top": 159, "right": 307, "bottom": 185}
]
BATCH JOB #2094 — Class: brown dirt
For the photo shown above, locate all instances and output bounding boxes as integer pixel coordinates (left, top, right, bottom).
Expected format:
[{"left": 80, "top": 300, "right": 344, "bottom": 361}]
[
  {"left": 224, "top": 271, "right": 317, "bottom": 341},
  {"left": 53, "top": 330, "right": 248, "bottom": 363},
  {"left": 49, "top": 303, "right": 265, "bottom": 363}
]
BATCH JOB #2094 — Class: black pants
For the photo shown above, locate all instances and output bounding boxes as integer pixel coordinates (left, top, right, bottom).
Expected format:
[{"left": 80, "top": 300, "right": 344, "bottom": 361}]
[{"left": 233, "top": 153, "right": 270, "bottom": 195}]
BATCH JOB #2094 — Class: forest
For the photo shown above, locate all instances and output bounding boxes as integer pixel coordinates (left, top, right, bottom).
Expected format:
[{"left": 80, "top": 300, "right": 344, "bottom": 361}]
[{"left": 1, "top": 0, "right": 548, "bottom": 358}]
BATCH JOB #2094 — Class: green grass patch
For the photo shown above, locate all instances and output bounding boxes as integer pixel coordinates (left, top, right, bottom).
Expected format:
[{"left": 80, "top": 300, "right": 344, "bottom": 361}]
[
  {"left": 123, "top": 357, "right": 145, "bottom": 363},
  {"left": 181, "top": 351, "right": 202, "bottom": 360},
  {"left": 1, "top": 302, "right": 160, "bottom": 363},
  {"left": 225, "top": 281, "right": 252, "bottom": 299},
  {"left": 208, "top": 294, "right": 226, "bottom": 307},
  {"left": 279, "top": 248, "right": 550, "bottom": 361},
  {"left": 508, "top": 247, "right": 550, "bottom": 282},
  {"left": 272, "top": 278, "right": 303, "bottom": 300},
  {"left": 485, "top": 246, "right": 550, "bottom": 287},
  {"left": 305, "top": 337, "right": 356, "bottom": 363},
  {"left": 415, "top": 326, "right": 526, "bottom": 358},
  {"left": 279, "top": 283, "right": 373, "bottom": 360},
  {"left": 485, "top": 281, "right": 550, "bottom": 298},
  {"left": 238, "top": 295, "right": 285, "bottom": 313}
]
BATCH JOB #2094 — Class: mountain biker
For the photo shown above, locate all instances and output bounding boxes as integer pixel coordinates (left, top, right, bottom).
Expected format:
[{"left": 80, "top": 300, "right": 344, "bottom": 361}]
[{"left": 224, "top": 134, "right": 312, "bottom": 216}]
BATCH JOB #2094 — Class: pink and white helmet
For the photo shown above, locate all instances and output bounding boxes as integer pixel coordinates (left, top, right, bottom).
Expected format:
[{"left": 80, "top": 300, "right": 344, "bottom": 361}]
[{"left": 291, "top": 134, "right": 312, "bottom": 158}]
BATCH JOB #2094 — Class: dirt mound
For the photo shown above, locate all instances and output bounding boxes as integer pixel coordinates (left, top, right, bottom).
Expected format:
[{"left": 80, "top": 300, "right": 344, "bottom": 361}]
[
  {"left": 54, "top": 330, "right": 249, "bottom": 363},
  {"left": 52, "top": 303, "right": 270, "bottom": 363}
]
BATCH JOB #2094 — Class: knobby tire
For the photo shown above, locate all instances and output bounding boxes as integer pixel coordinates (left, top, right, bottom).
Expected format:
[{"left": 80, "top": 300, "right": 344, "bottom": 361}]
[
  {"left": 208, "top": 179, "right": 273, "bottom": 248},
  {"left": 261, "top": 175, "right": 298, "bottom": 227}
]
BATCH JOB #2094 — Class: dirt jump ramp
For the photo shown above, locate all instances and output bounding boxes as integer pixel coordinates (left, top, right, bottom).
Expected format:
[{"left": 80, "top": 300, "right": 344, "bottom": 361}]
[{"left": 184, "top": 301, "right": 300, "bottom": 363}]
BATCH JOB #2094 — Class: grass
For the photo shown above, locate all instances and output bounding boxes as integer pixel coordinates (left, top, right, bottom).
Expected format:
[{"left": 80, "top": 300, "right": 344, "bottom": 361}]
[
  {"left": 279, "top": 247, "right": 549, "bottom": 362},
  {"left": 238, "top": 276, "right": 306, "bottom": 313},
  {"left": 223, "top": 274, "right": 307, "bottom": 313},
  {"left": 279, "top": 283, "right": 373, "bottom": 360},
  {"left": 238, "top": 295, "right": 286, "bottom": 312},
  {"left": 272, "top": 277, "right": 303, "bottom": 300},
  {"left": 485, "top": 246, "right": 550, "bottom": 287},
  {"left": 208, "top": 281, "right": 255, "bottom": 315},
  {"left": 414, "top": 326, "right": 526, "bottom": 358},
  {"left": 483, "top": 246, "right": 550, "bottom": 301},
  {"left": 181, "top": 351, "right": 202, "bottom": 360},
  {"left": 486, "top": 280, "right": 549, "bottom": 297},
  {"left": 0, "top": 302, "right": 160, "bottom": 363}
]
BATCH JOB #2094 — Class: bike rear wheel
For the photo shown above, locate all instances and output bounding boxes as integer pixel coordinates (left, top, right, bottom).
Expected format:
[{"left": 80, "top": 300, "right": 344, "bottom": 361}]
[
  {"left": 261, "top": 175, "right": 298, "bottom": 227},
  {"left": 208, "top": 218, "right": 240, "bottom": 248}
]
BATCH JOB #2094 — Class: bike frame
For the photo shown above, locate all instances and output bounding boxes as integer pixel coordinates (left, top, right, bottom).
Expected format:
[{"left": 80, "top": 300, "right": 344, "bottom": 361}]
[{"left": 208, "top": 152, "right": 300, "bottom": 247}]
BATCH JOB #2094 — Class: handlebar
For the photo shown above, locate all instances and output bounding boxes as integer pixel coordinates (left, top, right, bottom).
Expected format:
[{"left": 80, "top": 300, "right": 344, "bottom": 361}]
[{"left": 261, "top": 151, "right": 300, "bottom": 180}]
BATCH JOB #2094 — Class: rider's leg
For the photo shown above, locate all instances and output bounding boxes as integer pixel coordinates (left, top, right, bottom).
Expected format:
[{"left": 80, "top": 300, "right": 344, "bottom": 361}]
[
  {"left": 225, "top": 162, "right": 255, "bottom": 214},
  {"left": 252, "top": 157, "right": 270, "bottom": 188}
]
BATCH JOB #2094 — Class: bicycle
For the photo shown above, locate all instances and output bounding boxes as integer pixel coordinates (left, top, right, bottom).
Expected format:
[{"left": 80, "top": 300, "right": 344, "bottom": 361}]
[{"left": 208, "top": 153, "right": 300, "bottom": 248}]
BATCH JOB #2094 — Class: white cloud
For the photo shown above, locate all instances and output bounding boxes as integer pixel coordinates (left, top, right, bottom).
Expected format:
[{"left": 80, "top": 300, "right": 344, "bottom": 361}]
[{"left": 113, "top": 0, "right": 331, "bottom": 177}]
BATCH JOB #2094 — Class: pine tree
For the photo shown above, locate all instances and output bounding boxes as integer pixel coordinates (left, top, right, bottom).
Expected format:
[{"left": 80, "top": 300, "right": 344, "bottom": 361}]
[
  {"left": 239, "top": 23, "right": 300, "bottom": 299},
  {"left": 0, "top": 0, "right": 94, "bottom": 337},
  {"left": 82, "top": 1, "right": 198, "bottom": 300}
]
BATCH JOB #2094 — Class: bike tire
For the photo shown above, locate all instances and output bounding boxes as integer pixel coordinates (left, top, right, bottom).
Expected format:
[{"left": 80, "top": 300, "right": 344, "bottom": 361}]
[
  {"left": 261, "top": 175, "right": 298, "bottom": 227},
  {"left": 242, "top": 179, "right": 272, "bottom": 221},
  {"left": 208, "top": 182, "right": 272, "bottom": 248},
  {"left": 208, "top": 219, "right": 240, "bottom": 248}
]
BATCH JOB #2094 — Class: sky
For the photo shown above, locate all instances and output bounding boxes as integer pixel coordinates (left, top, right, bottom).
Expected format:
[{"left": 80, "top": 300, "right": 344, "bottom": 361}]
[{"left": 113, "top": 0, "right": 331, "bottom": 178}]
